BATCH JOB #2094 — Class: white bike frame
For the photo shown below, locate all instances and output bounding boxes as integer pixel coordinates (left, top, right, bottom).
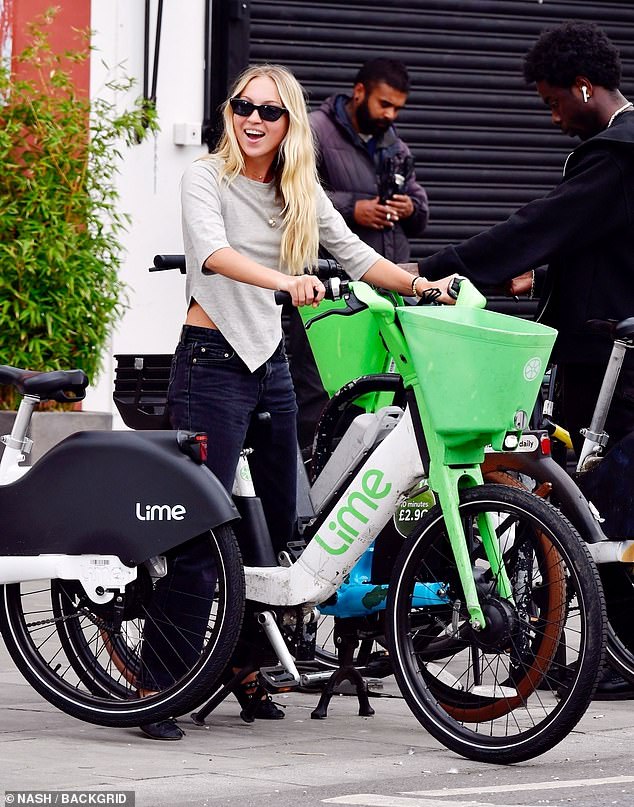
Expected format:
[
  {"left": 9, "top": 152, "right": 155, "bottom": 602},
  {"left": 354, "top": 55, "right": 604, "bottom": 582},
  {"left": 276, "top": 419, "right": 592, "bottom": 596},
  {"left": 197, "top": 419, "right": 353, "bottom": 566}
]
[
  {"left": 244, "top": 406, "right": 424, "bottom": 605},
  {"left": 0, "top": 394, "right": 425, "bottom": 611},
  {"left": 0, "top": 395, "right": 138, "bottom": 601}
]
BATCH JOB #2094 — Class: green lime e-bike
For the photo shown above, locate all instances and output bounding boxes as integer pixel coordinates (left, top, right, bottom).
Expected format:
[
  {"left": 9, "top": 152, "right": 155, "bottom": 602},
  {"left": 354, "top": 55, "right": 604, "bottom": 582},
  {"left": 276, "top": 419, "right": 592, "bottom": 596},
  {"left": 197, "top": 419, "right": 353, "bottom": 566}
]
[
  {"left": 114, "top": 258, "right": 605, "bottom": 764},
  {"left": 287, "top": 273, "right": 605, "bottom": 762}
]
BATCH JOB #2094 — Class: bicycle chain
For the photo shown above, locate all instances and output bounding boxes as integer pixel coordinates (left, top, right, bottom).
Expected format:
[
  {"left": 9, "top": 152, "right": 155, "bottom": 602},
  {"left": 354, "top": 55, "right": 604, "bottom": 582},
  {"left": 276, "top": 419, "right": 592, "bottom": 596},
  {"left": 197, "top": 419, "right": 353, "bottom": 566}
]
[{"left": 26, "top": 607, "right": 110, "bottom": 631}]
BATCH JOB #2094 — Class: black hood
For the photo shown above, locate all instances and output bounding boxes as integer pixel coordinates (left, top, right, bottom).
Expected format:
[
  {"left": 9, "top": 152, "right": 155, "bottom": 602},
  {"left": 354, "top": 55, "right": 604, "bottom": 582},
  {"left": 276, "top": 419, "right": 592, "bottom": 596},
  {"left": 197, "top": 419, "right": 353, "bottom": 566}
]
[{"left": 566, "top": 110, "right": 634, "bottom": 173}]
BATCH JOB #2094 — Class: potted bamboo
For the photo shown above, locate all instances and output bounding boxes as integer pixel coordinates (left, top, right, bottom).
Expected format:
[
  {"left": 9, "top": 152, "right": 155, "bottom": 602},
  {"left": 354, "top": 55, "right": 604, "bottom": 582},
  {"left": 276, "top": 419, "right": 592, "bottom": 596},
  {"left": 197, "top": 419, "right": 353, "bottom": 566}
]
[{"left": 0, "top": 10, "right": 156, "bottom": 461}]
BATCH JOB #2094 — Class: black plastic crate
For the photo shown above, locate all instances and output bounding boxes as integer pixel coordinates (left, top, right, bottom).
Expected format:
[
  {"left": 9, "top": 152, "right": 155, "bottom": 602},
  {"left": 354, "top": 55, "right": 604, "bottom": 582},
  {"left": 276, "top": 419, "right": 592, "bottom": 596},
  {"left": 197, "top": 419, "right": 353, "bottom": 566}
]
[{"left": 113, "top": 354, "right": 173, "bottom": 430}]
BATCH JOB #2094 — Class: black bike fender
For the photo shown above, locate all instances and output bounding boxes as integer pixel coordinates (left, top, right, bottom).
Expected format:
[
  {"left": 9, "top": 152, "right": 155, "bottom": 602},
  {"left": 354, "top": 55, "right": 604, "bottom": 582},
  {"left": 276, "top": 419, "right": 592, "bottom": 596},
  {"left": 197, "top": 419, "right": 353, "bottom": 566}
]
[
  {"left": 0, "top": 430, "right": 238, "bottom": 563},
  {"left": 484, "top": 450, "right": 607, "bottom": 544}
]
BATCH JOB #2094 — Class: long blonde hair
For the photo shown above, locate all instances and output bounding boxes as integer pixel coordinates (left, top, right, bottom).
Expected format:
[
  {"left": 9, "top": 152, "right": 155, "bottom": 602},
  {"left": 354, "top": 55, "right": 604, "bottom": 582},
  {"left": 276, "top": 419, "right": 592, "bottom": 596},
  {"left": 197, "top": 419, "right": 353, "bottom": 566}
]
[{"left": 212, "top": 64, "right": 319, "bottom": 276}]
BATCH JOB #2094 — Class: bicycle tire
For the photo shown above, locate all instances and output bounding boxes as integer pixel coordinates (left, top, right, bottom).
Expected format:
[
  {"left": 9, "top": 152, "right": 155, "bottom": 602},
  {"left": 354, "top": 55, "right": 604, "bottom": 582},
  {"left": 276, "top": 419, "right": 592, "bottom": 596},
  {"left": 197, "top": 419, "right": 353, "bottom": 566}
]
[
  {"left": 486, "top": 468, "right": 634, "bottom": 687},
  {"left": 600, "top": 563, "right": 634, "bottom": 683},
  {"left": 0, "top": 526, "right": 245, "bottom": 727},
  {"left": 386, "top": 484, "right": 606, "bottom": 764}
]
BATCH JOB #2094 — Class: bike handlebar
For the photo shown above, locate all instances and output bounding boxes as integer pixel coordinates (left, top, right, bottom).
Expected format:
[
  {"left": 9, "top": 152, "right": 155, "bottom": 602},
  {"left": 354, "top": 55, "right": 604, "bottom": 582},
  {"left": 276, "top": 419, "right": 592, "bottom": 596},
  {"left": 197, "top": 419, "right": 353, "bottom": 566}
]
[
  {"left": 147, "top": 254, "right": 485, "bottom": 309},
  {"left": 150, "top": 254, "right": 187, "bottom": 273},
  {"left": 274, "top": 274, "right": 486, "bottom": 310},
  {"left": 149, "top": 255, "right": 345, "bottom": 280},
  {"left": 274, "top": 277, "right": 350, "bottom": 306}
]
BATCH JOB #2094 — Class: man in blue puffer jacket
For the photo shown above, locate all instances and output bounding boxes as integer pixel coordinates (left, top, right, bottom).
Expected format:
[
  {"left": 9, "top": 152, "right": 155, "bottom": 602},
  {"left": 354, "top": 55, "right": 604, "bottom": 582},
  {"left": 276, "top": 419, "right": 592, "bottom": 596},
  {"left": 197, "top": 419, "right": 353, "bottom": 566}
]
[{"left": 310, "top": 58, "right": 429, "bottom": 262}]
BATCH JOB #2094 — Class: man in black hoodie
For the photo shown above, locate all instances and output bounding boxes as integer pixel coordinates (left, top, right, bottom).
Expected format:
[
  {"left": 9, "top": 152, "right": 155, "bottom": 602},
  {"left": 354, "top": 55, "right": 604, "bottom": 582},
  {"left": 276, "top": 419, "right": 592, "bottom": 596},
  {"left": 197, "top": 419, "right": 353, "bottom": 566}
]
[
  {"left": 417, "top": 21, "right": 634, "bottom": 458},
  {"left": 416, "top": 20, "right": 634, "bottom": 700}
]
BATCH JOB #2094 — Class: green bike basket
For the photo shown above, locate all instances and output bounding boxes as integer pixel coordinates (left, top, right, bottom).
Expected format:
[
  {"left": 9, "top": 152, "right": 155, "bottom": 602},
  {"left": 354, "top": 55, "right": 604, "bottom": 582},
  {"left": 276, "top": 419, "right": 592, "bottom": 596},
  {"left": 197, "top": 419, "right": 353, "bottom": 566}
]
[
  {"left": 397, "top": 306, "right": 557, "bottom": 456},
  {"left": 300, "top": 298, "right": 391, "bottom": 396}
]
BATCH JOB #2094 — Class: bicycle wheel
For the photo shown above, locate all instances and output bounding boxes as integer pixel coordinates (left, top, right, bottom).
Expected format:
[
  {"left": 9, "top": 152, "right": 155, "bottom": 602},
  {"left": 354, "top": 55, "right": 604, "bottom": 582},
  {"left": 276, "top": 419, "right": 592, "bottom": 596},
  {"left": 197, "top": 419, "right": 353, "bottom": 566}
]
[
  {"left": 486, "top": 467, "right": 634, "bottom": 686},
  {"left": 0, "top": 526, "right": 245, "bottom": 727},
  {"left": 600, "top": 563, "right": 634, "bottom": 683},
  {"left": 386, "top": 484, "right": 605, "bottom": 764}
]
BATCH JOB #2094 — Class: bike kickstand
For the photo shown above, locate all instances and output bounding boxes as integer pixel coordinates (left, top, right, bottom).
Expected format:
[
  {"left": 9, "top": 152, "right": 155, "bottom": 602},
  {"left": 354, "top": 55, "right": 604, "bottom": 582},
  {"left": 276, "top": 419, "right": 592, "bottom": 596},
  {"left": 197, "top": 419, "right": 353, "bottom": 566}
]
[
  {"left": 191, "top": 664, "right": 256, "bottom": 725},
  {"left": 311, "top": 632, "right": 375, "bottom": 720}
]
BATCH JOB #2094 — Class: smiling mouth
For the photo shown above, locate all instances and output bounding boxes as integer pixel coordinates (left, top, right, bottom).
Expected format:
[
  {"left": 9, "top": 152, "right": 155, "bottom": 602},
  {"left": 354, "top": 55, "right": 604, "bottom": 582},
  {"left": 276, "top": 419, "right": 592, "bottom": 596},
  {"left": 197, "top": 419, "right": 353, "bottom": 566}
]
[{"left": 245, "top": 129, "right": 265, "bottom": 141}]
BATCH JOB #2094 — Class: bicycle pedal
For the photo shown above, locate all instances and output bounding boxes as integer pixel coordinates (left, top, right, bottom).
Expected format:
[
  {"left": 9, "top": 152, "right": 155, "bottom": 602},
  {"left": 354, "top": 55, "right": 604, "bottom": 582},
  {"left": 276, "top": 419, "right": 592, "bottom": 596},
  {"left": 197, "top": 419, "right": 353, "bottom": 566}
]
[{"left": 259, "top": 665, "right": 300, "bottom": 689}]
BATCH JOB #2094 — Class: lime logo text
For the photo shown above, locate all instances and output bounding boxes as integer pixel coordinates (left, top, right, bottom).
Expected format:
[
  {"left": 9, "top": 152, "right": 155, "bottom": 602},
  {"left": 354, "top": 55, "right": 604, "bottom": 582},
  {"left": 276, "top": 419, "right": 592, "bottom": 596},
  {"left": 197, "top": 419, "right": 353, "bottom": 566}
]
[
  {"left": 314, "top": 469, "right": 391, "bottom": 555},
  {"left": 135, "top": 503, "right": 186, "bottom": 521}
]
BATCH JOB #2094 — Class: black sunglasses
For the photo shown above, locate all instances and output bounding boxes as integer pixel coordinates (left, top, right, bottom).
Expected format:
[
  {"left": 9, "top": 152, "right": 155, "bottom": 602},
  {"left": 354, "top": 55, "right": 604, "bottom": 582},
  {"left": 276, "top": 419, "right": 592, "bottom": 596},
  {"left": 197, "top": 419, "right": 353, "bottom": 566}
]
[{"left": 230, "top": 97, "right": 288, "bottom": 122}]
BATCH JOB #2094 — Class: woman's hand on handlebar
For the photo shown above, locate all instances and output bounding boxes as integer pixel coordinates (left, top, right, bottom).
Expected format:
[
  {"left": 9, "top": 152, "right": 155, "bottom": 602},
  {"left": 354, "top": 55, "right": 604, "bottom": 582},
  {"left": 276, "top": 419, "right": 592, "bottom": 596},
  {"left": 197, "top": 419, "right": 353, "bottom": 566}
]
[{"left": 278, "top": 273, "right": 326, "bottom": 308}]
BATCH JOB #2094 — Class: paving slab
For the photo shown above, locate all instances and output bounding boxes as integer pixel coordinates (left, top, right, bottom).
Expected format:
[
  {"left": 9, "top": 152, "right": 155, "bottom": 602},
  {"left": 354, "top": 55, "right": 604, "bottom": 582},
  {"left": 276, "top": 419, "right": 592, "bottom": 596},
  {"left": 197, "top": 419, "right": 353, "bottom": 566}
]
[{"left": 1, "top": 641, "right": 634, "bottom": 807}]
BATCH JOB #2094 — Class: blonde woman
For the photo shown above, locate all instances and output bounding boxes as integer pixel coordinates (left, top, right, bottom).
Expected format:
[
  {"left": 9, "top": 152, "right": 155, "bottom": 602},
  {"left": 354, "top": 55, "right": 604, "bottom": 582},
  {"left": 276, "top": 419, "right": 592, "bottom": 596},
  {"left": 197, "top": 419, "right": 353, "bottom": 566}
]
[{"left": 140, "top": 65, "right": 455, "bottom": 740}]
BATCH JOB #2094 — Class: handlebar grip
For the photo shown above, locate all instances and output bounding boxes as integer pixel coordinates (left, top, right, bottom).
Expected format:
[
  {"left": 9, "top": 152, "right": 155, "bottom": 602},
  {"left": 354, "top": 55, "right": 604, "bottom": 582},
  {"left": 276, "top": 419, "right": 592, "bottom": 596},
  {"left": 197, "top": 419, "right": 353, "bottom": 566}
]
[
  {"left": 452, "top": 276, "right": 487, "bottom": 309},
  {"left": 312, "top": 258, "right": 346, "bottom": 279},
  {"left": 447, "top": 276, "right": 462, "bottom": 300},
  {"left": 151, "top": 254, "right": 186, "bottom": 273},
  {"left": 274, "top": 277, "right": 350, "bottom": 306}
]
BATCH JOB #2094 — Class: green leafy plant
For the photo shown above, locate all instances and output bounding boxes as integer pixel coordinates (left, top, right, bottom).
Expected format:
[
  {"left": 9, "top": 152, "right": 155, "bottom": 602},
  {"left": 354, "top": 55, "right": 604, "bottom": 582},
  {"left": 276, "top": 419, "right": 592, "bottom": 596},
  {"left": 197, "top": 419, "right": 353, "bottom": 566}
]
[{"left": 0, "top": 8, "right": 157, "bottom": 408}]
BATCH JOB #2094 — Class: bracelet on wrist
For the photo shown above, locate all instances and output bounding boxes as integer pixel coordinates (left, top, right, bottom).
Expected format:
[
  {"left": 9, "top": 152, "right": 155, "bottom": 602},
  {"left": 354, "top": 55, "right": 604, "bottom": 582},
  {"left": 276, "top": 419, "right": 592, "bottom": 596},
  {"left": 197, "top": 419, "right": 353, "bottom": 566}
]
[
  {"left": 411, "top": 275, "right": 427, "bottom": 298},
  {"left": 529, "top": 270, "right": 536, "bottom": 300}
]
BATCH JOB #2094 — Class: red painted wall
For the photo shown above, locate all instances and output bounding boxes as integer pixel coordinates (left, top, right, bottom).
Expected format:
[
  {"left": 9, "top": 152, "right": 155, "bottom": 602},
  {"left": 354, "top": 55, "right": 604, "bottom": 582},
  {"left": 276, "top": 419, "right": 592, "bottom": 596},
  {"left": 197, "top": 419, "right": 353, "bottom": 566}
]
[{"left": 9, "top": 0, "right": 91, "bottom": 94}]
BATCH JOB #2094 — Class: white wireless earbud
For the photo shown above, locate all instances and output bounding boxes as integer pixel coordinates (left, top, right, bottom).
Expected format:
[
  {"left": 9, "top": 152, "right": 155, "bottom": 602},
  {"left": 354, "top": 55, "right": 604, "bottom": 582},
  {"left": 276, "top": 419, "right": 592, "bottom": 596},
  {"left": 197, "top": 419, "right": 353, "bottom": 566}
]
[{"left": 581, "top": 86, "right": 590, "bottom": 103}]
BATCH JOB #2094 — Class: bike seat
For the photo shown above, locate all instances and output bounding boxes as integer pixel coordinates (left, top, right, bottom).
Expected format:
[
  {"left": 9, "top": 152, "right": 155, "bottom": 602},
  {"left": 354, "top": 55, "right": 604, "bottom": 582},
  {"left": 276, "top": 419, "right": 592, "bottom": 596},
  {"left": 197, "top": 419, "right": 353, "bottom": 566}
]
[
  {"left": 615, "top": 317, "right": 634, "bottom": 340},
  {"left": 0, "top": 365, "right": 88, "bottom": 402},
  {"left": 586, "top": 317, "right": 634, "bottom": 342}
]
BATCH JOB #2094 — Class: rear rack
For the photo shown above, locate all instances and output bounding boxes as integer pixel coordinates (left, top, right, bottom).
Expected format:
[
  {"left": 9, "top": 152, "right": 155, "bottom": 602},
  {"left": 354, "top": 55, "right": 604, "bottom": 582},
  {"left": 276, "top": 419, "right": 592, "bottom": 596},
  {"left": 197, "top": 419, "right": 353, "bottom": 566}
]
[{"left": 113, "top": 354, "right": 172, "bottom": 429}]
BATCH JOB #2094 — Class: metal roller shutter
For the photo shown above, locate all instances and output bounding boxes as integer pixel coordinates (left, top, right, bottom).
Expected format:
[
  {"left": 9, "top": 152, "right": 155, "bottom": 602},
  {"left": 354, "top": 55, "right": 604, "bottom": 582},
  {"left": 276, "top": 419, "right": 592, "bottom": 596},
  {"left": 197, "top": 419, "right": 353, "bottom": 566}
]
[{"left": 249, "top": 0, "right": 634, "bottom": 259}]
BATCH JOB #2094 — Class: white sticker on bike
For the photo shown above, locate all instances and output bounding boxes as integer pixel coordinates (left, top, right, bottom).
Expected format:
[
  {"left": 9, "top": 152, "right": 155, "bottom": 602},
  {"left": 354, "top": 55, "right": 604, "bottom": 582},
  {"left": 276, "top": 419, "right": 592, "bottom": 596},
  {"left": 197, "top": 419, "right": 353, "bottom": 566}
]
[{"left": 523, "top": 357, "right": 542, "bottom": 381}]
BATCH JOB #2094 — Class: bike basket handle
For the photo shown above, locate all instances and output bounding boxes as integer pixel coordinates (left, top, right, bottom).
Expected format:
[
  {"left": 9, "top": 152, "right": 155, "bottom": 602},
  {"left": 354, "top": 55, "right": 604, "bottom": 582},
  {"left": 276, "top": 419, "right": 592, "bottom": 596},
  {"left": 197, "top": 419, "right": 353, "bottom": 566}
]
[
  {"left": 451, "top": 276, "right": 487, "bottom": 309},
  {"left": 274, "top": 277, "right": 350, "bottom": 306},
  {"left": 151, "top": 254, "right": 186, "bottom": 273}
]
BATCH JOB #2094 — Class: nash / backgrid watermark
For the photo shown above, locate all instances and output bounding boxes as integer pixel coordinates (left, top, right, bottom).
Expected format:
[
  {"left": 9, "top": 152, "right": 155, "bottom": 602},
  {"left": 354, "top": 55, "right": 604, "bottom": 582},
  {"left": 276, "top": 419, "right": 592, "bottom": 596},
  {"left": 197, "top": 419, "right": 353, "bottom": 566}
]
[{"left": 5, "top": 793, "right": 134, "bottom": 805}]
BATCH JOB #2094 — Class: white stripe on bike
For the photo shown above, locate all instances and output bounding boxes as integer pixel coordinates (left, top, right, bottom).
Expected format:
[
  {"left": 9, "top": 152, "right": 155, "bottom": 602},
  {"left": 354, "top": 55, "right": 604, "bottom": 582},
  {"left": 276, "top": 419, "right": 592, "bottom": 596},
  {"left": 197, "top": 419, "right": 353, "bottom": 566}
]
[
  {"left": 323, "top": 796, "right": 540, "bottom": 807},
  {"left": 403, "top": 774, "right": 634, "bottom": 797}
]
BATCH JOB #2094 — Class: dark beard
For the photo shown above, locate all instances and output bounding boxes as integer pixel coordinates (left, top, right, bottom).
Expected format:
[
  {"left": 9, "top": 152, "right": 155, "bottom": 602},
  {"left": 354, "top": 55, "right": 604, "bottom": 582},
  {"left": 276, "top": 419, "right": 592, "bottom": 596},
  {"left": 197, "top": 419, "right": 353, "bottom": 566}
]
[{"left": 356, "top": 98, "right": 390, "bottom": 137}]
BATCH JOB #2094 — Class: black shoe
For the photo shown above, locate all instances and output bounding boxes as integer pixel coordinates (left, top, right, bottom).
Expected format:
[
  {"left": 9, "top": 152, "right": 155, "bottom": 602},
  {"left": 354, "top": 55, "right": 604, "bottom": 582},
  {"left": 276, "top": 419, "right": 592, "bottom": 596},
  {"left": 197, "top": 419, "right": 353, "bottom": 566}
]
[
  {"left": 139, "top": 718, "right": 185, "bottom": 740},
  {"left": 234, "top": 683, "right": 285, "bottom": 721},
  {"left": 593, "top": 668, "right": 634, "bottom": 701},
  {"left": 251, "top": 695, "right": 285, "bottom": 720}
]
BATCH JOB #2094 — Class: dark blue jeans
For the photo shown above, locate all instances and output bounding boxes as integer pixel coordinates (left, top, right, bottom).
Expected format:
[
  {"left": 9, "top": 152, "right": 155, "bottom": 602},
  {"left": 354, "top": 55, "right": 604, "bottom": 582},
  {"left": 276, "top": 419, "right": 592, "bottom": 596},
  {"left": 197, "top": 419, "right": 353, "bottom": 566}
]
[
  {"left": 139, "top": 326, "right": 298, "bottom": 688},
  {"left": 168, "top": 325, "right": 298, "bottom": 548}
]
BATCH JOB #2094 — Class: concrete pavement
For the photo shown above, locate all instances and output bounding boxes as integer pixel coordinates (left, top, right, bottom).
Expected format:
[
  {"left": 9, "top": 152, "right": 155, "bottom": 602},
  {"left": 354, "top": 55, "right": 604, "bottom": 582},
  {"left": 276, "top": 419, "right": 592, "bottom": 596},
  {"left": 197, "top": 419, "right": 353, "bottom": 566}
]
[{"left": 1, "top": 640, "right": 634, "bottom": 807}]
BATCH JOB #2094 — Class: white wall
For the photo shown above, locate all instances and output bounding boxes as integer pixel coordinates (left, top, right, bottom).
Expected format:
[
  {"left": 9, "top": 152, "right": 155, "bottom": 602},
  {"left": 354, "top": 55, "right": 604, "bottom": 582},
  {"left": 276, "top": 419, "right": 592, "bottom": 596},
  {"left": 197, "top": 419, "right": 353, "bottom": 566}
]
[{"left": 87, "top": 1, "right": 209, "bottom": 423}]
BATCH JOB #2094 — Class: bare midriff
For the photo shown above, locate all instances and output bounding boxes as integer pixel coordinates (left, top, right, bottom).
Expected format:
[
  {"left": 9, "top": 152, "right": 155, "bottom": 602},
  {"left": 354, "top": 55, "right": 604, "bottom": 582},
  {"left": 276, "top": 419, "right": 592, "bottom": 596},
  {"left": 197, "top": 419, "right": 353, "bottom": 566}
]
[{"left": 186, "top": 299, "right": 218, "bottom": 329}]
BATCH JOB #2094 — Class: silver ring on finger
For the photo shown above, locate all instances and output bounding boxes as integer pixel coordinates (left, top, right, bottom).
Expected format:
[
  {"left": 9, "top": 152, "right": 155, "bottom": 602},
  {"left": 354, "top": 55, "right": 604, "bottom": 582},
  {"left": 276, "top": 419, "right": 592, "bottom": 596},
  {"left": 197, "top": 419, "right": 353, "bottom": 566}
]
[{"left": 386, "top": 212, "right": 392, "bottom": 221}]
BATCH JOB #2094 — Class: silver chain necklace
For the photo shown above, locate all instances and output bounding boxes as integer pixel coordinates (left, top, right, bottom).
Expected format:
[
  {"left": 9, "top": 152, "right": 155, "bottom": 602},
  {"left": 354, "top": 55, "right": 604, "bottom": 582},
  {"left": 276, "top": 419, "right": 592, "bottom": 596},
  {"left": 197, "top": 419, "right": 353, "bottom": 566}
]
[{"left": 607, "top": 101, "right": 634, "bottom": 128}]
